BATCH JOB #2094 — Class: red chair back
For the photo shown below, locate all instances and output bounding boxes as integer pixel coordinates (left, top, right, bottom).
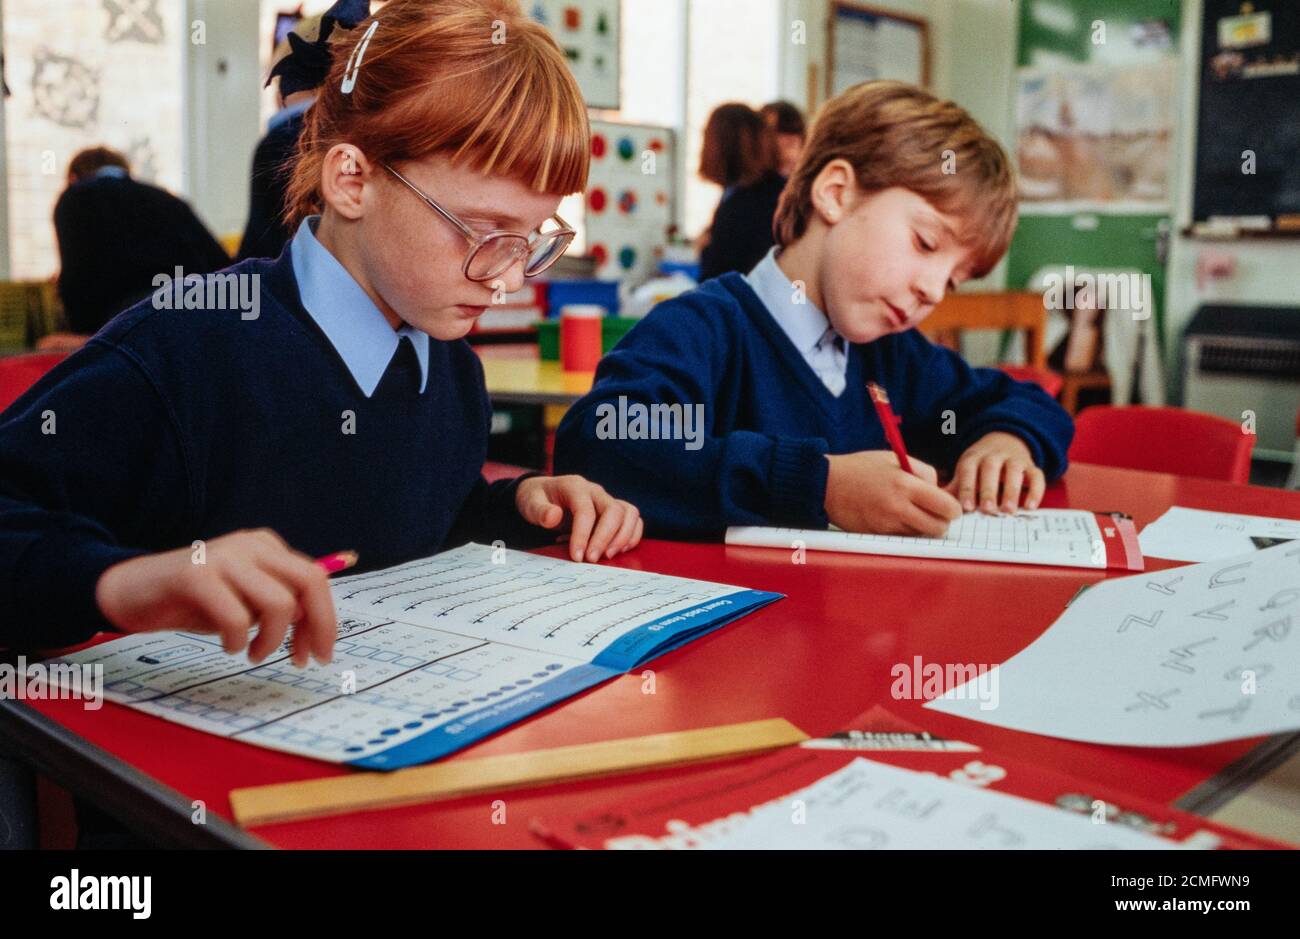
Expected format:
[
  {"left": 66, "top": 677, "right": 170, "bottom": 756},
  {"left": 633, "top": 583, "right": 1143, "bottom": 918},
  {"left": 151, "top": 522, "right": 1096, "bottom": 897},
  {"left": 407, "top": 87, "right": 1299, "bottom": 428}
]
[
  {"left": 0, "top": 352, "right": 70, "bottom": 413},
  {"left": 1070, "top": 405, "right": 1255, "bottom": 484}
]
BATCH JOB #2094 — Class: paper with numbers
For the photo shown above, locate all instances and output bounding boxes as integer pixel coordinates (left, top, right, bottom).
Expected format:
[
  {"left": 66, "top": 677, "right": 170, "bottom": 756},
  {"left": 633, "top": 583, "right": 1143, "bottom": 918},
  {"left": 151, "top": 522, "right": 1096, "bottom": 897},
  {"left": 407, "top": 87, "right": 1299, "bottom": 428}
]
[
  {"left": 727, "top": 509, "right": 1143, "bottom": 570},
  {"left": 632, "top": 758, "right": 1174, "bottom": 850},
  {"left": 1139, "top": 506, "right": 1300, "bottom": 562},
  {"left": 49, "top": 543, "right": 780, "bottom": 769},
  {"left": 926, "top": 541, "right": 1300, "bottom": 746}
]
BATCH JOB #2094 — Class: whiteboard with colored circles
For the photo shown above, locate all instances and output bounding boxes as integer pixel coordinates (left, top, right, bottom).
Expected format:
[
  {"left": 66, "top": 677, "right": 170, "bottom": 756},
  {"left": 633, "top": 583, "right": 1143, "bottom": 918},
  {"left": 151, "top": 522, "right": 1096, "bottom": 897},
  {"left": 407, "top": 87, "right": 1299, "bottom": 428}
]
[{"left": 583, "top": 120, "right": 676, "bottom": 285}]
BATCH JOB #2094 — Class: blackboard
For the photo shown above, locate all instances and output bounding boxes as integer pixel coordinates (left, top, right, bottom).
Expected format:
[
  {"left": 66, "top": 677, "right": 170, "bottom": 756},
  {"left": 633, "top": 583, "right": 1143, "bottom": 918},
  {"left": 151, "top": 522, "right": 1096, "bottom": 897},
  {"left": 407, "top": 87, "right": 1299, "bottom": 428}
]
[{"left": 1193, "top": 0, "right": 1300, "bottom": 225}]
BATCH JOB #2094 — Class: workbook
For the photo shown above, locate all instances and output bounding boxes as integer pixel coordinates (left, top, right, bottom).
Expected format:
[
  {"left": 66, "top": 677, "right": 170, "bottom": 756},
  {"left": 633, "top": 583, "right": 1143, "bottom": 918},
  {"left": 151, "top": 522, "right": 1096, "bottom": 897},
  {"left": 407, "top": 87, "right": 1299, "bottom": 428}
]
[
  {"left": 531, "top": 708, "right": 1284, "bottom": 850},
  {"left": 48, "top": 543, "right": 781, "bottom": 769},
  {"left": 726, "top": 509, "right": 1143, "bottom": 570}
]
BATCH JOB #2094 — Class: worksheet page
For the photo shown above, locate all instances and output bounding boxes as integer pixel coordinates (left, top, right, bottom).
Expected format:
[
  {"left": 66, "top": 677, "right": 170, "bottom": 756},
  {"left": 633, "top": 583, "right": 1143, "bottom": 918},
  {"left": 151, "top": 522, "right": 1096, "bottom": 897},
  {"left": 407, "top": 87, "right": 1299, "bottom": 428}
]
[{"left": 926, "top": 541, "right": 1300, "bottom": 746}]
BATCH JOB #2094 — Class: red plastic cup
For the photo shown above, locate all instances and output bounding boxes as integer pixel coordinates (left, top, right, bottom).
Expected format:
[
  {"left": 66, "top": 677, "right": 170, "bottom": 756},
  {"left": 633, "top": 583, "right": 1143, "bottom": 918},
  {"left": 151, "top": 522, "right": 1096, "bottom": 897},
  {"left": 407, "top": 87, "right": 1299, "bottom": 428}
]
[{"left": 560, "top": 305, "right": 605, "bottom": 372}]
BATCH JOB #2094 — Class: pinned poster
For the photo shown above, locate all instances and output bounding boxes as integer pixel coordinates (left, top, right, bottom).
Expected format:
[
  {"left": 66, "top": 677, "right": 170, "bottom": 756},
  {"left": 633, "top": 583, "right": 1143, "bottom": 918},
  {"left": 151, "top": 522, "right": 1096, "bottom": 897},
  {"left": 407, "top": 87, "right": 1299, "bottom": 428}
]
[
  {"left": 529, "top": 1, "right": 620, "bottom": 108},
  {"left": 585, "top": 120, "right": 675, "bottom": 284}
]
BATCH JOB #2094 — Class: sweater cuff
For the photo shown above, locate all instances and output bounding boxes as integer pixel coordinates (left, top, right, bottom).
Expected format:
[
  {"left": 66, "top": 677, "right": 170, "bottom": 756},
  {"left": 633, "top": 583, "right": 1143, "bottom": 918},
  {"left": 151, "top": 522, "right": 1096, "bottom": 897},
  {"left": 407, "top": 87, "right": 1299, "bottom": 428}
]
[
  {"left": 491, "top": 473, "right": 564, "bottom": 550},
  {"left": 12, "top": 530, "right": 149, "bottom": 649},
  {"left": 768, "top": 437, "right": 830, "bottom": 528}
]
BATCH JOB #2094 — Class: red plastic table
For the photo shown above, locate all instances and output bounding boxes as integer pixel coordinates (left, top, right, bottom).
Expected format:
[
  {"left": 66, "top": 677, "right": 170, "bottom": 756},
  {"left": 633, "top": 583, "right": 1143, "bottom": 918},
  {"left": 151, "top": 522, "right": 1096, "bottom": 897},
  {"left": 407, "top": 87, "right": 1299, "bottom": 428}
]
[{"left": 6, "top": 463, "right": 1299, "bottom": 848}]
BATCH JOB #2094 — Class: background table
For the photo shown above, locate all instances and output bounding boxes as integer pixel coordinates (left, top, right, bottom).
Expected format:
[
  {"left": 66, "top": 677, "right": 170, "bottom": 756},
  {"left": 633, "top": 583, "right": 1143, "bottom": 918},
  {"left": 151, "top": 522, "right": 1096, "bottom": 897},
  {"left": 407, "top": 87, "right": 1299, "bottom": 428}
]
[{"left": 5, "top": 463, "right": 1299, "bottom": 848}]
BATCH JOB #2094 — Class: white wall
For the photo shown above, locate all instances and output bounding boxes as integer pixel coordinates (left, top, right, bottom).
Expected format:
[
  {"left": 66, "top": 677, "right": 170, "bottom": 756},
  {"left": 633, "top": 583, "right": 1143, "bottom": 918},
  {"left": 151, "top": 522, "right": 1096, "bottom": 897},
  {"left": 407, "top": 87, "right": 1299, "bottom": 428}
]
[{"left": 184, "top": 0, "right": 262, "bottom": 240}]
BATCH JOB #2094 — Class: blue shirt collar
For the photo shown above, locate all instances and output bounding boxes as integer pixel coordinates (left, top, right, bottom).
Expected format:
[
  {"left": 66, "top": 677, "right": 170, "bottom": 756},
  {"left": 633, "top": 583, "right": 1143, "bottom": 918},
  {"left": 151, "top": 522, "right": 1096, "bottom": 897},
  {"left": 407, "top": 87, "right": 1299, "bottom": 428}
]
[
  {"left": 289, "top": 216, "right": 429, "bottom": 397},
  {"left": 744, "top": 247, "right": 835, "bottom": 355},
  {"left": 268, "top": 95, "right": 314, "bottom": 132}
]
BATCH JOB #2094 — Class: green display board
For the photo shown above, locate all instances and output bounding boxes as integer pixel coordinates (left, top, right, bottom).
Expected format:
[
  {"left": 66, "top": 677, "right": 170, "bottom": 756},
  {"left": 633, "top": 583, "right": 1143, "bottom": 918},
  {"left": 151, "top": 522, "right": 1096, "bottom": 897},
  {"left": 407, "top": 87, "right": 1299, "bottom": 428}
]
[{"left": 1008, "top": 0, "right": 1183, "bottom": 349}]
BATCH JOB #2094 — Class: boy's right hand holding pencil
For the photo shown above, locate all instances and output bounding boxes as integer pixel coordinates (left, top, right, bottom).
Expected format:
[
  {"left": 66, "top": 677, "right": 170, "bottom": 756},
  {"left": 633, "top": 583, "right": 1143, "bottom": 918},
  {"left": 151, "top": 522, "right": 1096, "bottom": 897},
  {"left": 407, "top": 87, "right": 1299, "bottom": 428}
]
[{"left": 824, "top": 451, "right": 962, "bottom": 537}]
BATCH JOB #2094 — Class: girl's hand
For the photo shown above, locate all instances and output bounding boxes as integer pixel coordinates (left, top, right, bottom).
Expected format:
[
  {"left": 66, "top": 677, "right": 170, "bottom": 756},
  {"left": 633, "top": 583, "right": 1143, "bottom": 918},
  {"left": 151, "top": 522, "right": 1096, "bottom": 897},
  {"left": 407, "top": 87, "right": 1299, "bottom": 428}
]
[
  {"left": 95, "top": 529, "right": 337, "bottom": 668},
  {"left": 944, "top": 431, "right": 1046, "bottom": 514},
  {"left": 515, "top": 476, "right": 643, "bottom": 562}
]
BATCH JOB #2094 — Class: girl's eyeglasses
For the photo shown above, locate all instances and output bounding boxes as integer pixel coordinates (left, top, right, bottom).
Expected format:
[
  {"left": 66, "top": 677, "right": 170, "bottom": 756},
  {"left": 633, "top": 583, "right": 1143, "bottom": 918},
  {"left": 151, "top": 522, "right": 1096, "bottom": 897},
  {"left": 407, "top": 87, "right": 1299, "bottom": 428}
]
[{"left": 382, "top": 163, "right": 575, "bottom": 284}]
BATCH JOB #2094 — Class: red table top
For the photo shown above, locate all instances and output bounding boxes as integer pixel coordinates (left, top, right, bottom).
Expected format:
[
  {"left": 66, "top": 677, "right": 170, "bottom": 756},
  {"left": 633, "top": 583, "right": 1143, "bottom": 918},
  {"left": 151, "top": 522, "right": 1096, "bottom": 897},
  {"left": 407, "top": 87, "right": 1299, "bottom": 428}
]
[{"left": 25, "top": 463, "right": 1300, "bottom": 848}]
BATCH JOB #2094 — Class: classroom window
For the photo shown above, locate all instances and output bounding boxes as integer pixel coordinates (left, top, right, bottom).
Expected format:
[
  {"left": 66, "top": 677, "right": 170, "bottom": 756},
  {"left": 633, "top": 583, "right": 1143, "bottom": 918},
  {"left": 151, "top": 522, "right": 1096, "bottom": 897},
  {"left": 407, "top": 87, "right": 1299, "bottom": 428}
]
[
  {"left": 2, "top": 0, "right": 185, "bottom": 279},
  {"left": 683, "top": 0, "right": 782, "bottom": 238}
]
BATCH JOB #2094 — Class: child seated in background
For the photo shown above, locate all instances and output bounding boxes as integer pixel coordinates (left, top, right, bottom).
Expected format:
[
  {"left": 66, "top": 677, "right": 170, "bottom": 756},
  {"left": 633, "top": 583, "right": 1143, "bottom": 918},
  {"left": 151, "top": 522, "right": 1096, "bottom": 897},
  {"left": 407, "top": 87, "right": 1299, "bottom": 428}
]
[{"left": 555, "top": 80, "right": 1073, "bottom": 540}]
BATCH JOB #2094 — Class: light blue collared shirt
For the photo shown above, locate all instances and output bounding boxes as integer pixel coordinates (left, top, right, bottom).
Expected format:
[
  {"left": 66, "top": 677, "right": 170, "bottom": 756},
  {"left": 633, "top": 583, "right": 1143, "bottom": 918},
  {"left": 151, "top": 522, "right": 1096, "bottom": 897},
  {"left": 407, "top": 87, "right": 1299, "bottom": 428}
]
[
  {"left": 267, "top": 95, "right": 315, "bottom": 132},
  {"left": 745, "top": 248, "right": 848, "bottom": 397},
  {"left": 289, "top": 216, "right": 430, "bottom": 397}
]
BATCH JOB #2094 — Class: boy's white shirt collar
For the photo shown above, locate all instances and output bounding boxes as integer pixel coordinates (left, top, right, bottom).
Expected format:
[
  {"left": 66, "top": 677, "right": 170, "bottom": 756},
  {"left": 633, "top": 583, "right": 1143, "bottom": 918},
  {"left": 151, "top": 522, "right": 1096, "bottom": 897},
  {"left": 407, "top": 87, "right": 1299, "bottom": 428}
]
[
  {"left": 744, "top": 247, "right": 849, "bottom": 394},
  {"left": 289, "top": 216, "right": 430, "bottom": 397}
]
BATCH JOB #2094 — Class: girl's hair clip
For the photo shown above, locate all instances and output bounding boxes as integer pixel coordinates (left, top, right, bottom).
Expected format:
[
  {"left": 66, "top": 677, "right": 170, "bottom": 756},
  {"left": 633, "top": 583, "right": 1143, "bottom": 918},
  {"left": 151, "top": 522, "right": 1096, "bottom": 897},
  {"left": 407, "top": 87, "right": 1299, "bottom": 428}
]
[{"left": 341, "top": 19, "right": 379, "bottom": 95}]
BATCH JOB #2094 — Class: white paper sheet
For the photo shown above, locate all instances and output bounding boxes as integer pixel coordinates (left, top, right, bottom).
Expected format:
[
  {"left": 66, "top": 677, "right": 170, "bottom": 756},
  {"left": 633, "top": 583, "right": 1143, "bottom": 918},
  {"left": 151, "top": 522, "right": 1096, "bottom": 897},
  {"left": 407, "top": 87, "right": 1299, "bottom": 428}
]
[
  {"left": 727, "top": 509, "right": 1137, "bottom": 569},
  {"left": 48, "top": 543, "right": 778, "bottom": 769},
  {"left": 1139, "top": 506, "right": 1300, "bottom": 562},
  {"left": 926, "top": 542, "right": 1300, "bottom": 746},
  {"left": 647, "top": 758, "right": 1175, "bottom": 850}
]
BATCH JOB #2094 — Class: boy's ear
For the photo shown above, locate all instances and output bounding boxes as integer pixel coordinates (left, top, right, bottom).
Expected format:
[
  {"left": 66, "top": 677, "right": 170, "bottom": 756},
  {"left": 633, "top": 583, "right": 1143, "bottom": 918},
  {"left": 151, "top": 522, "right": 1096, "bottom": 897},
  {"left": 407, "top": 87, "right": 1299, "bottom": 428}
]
[
  {"left": 320, "top": 144, "right": 374, "bottom": 220},
  {"left": 811, "top": 158, "right": 857, "bottom": 226}
]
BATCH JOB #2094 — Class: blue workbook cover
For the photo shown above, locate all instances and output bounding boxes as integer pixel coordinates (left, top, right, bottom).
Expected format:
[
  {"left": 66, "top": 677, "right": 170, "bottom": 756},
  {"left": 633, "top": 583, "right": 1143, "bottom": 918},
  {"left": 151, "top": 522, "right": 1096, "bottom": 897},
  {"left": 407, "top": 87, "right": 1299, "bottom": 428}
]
[{"left": 50, "top": 543, "right": 783, "bottom": 769}]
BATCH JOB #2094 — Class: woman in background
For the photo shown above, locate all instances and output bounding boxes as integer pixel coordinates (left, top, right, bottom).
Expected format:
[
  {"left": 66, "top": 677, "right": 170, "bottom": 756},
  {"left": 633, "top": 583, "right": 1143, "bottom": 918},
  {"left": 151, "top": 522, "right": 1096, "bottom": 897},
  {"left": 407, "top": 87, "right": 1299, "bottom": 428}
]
[{"left": 696, "top": 103, "right": 786, "bottom": 281}]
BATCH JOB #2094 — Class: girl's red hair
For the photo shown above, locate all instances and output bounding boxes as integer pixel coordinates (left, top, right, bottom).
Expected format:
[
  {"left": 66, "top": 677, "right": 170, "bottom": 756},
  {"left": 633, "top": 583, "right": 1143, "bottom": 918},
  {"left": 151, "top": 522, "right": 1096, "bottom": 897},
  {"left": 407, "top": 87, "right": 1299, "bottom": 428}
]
[{"left": 285, "top": 0, "right": 590, "bottom": 226}]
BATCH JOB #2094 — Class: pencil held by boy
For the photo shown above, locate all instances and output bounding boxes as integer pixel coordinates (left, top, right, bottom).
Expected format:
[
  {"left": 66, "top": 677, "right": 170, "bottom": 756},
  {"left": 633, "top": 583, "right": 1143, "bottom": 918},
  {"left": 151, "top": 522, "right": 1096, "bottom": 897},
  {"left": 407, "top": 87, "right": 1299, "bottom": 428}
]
[
  {"left": 0, "top": 0, "right": 641, "bottom": 665},
  {"left": 555, "top": 81, "right": 1073, "bottom": 540}
]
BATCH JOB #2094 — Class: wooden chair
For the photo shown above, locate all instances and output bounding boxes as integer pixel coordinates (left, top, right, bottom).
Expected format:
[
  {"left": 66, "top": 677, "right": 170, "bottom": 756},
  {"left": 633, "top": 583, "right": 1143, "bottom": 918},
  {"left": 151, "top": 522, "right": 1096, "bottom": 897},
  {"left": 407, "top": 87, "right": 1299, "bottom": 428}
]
[
  {"left": 1070, "top": 405, "right": 1255, "bottom": 484},
  {"left": 920, "top": 291, "right": 1064, "bottom": 399}
]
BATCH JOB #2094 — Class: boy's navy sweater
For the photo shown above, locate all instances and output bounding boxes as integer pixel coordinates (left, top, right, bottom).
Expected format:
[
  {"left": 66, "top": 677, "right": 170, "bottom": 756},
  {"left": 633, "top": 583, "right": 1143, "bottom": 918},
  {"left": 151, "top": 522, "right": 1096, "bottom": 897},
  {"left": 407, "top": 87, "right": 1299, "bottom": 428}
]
[
  {"left": 0, "top": 250, "right": 550, "bottom": 649},
  {"left": 554, "top": 274, "right": 1074, "bottom": 539}
]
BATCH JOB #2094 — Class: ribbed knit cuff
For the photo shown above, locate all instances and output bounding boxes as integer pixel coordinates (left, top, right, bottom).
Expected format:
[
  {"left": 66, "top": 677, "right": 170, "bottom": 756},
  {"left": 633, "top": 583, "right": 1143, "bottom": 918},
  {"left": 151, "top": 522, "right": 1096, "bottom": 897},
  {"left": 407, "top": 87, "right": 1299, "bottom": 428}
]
[{"left": 768, "top": 437, "right": 830, "bottom": 528}]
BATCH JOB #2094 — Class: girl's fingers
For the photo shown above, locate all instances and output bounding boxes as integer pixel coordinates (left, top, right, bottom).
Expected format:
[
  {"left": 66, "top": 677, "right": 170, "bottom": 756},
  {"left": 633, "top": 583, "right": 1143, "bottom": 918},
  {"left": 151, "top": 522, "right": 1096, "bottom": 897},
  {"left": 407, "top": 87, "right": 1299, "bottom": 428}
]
[
  {"left": 564, "top": 491, "right": 598, "bottom": 562},
  {"left": 255, "top": 550, "right": 338, "bottom": 666},
  {"left": 625, "top": 516, "right": 644, "bottom": 553},
  {"left": 519, "top": 482, "right": 564, "bottom": 528},
  {"left": 584, "top": 497, "right": 625, "bottom": 562},
  {"left": 191, "top": 578, "right": 257, "bottom": 655},
  {"left": 233, "top": 565, "right": 299, "bottom": 664},
  {"left": 607, "top": 503, "right": 641, "bottom": 557}
]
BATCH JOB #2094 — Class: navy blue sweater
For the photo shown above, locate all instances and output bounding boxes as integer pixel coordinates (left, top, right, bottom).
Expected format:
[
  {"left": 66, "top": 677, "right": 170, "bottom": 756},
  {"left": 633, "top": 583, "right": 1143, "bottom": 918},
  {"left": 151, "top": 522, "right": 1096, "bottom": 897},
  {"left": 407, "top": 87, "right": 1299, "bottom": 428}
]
[
  {"left": 0, "top": 250, "right": 549, "bottom": 649},
  {"left": 554, "top": 274, "right": 1074, "bottom": 539}
]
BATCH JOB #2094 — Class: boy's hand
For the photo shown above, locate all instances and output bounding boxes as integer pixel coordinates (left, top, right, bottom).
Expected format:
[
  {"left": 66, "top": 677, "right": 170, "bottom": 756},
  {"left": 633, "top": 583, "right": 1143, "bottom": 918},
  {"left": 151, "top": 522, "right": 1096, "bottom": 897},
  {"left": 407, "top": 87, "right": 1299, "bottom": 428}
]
[
  {"left": 824, "top": 451, "right": 963, "bottom": 536},
  {"left": 94, "top": 530, "right": 337, "bottom": 668},
  {"left": 945, "top": 431, "right": 1045, "bottom": 514},
  {"left": 515, "top": 475, "right": 643, "bottom": 563}
]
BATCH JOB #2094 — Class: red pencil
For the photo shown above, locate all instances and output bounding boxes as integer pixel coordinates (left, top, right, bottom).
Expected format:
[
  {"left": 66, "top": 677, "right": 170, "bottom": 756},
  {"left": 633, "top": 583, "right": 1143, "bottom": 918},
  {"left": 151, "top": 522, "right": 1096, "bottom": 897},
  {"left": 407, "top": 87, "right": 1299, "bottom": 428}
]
[
  {"left": 315, "top": 551, "right": 359, "bottom": 575},
  {"left": 867, "top": 382, "right": 915, "bottom": 476}
]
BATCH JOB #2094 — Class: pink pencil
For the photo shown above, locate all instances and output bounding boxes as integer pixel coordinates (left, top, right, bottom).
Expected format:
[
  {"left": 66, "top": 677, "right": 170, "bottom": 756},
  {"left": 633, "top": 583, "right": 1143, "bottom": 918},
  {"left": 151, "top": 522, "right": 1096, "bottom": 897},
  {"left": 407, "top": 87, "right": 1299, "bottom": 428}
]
[{"left": 315, "top": 551, "right": 359, "bottom": 575}]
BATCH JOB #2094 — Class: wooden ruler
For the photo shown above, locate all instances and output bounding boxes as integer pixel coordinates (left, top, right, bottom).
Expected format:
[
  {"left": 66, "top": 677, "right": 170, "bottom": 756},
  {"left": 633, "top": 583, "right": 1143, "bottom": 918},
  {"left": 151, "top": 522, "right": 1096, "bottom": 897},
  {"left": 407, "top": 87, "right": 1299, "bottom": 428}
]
[{"left": 230, "top": 718, "right": 808, "bottom": 828}]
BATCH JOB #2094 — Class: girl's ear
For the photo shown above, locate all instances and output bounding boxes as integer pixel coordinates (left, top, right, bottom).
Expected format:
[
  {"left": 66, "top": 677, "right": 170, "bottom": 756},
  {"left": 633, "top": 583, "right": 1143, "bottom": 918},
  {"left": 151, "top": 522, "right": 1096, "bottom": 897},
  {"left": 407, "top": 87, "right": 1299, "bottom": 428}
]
[
  {"left": 810, "top": 158, "right": 856, "bottom": 226},
  {"left": 320, "top": 144, "right": 375, "bottom": 220}
]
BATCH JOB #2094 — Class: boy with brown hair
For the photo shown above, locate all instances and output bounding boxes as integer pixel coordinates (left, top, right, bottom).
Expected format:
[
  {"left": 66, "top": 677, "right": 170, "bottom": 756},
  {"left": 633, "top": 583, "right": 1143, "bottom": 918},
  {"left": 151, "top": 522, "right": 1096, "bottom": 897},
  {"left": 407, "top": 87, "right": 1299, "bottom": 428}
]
[{"left": 556, "top": 80, "right": 1073, "bottom": 538}]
